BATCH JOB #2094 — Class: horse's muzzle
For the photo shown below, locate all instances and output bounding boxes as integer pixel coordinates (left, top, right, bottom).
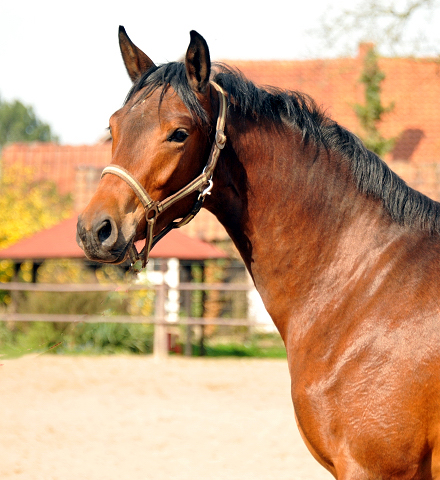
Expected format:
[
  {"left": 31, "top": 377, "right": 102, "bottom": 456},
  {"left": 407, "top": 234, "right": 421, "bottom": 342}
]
[{"left": 76, "top": 213, "right": 132, "bottom": 264}]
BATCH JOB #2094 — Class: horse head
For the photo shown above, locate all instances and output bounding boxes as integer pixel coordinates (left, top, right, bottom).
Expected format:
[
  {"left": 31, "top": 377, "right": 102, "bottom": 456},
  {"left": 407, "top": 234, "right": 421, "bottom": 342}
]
[{"left": 77, "top": 27, "right": 224, "bottom": 267}]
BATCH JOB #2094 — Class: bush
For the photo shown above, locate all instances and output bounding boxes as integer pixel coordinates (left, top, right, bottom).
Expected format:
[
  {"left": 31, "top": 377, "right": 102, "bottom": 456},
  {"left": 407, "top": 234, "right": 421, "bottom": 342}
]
[
  {"left": 0, "top": 259, "right": 155, "bottom": 358},
  {"left": 0, "top": 321, "right": 154, "bottom": 357},
  {"left": 61, "top": 322, "right": 154, "bottom": 354}
]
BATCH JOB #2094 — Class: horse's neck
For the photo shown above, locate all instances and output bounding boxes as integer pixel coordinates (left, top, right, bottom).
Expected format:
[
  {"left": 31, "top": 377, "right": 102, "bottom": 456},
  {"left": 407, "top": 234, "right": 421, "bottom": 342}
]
[{"left": 208, "top": 122, "right": 405, "bottom": 339}]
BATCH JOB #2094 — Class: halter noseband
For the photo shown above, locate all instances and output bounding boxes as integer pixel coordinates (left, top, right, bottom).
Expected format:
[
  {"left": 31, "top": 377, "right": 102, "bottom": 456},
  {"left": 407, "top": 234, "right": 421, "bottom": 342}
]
[{"left": 100, "top": 81, "right": 227, "bottom": 271}]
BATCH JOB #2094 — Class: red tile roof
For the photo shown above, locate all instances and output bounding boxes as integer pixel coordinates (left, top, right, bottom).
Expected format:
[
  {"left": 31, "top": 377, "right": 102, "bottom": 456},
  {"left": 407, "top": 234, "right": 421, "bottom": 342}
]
[
  {"left": 0, "top": 216, "right": 227, "bottom": 261},
  {"left": 1, "top": 143, "right": 111, "bottom": 195},
  {"left": 231, "top": 46, "right": 440, "bottom": 164}
]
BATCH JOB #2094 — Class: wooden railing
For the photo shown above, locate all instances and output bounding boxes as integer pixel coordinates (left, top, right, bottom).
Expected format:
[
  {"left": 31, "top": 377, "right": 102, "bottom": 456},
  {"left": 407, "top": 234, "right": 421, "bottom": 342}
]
[{"left": 0, "top": 281, "right": 255, "bottom": 358}]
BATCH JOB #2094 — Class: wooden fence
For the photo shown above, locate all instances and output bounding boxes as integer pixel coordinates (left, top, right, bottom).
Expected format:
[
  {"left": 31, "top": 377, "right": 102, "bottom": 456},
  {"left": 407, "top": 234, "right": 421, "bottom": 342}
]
[{"left": 0, "top": 281, "right": 255, "bottom": 358}]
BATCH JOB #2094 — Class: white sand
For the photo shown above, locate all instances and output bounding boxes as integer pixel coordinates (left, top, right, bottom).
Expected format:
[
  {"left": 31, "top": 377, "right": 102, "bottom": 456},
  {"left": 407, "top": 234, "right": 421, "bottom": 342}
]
[{"left": 0, "top": 355, "right": 333, "bottom": 480}]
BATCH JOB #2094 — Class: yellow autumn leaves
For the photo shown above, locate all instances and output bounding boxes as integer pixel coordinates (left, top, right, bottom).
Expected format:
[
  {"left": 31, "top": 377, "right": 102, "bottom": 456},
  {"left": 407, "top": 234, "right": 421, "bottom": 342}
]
[{"left": 0, "top": 164, "right": 72, "bottom": 250}]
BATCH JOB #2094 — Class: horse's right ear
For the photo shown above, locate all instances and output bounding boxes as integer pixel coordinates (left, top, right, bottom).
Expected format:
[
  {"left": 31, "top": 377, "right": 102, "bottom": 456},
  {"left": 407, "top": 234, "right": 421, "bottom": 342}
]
[{"left": 118, "top": 26, "right": 155, "bottom": 83}]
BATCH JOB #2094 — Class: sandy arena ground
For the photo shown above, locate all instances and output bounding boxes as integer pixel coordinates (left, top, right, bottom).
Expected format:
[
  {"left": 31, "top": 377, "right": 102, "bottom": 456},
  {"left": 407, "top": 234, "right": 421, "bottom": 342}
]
[{"left": 0, "top": 355, "right": 334, "bottom": 480}]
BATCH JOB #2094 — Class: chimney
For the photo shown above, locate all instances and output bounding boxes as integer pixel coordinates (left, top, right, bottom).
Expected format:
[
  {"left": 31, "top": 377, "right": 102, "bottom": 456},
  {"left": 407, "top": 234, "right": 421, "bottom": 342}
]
[
  {"left": 75, "top": 165, "right": 102, "bottom": 211},
  {"left": 358, "top": 42, "right": 375, "bottom": 61}
]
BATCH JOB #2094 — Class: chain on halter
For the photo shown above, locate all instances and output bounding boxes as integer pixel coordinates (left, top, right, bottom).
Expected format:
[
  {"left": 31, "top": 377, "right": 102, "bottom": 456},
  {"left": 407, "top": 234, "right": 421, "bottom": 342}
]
[{"left": 100, "top": 81, "right": 227, "bottom": 271}]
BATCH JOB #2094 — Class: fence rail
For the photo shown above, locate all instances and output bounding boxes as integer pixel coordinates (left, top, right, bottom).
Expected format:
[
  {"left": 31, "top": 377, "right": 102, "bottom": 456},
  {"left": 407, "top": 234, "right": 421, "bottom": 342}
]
[
  {"left": 0, "top": 313, "right": 257, "bottom": 326},
  {"left": 0, "top": 281, "right": 257, "bottom": 358},
  {"left": 0, "top": 281, "right": 253, "bottom": 292}
]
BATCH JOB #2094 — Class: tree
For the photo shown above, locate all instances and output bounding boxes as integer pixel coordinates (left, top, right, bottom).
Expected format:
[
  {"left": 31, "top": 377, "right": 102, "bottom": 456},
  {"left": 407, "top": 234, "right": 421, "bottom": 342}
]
[
  {"left": 0, "top": 166, "right": 72, "bottom": 305},
  {"left": 0, "top": 95, "right": 58, "bottom": 148},
  {"left": 354, "top": 46, "right": 396, "bottom": 156},
  {"left": 315, "top": 0, "right": 439, "bottom": 58},
  {"left": 0, "top": 165, "right": 71, "bottom": 249},
  {"left": 0, "top": 96, "right": 62, "bottom": 245}
]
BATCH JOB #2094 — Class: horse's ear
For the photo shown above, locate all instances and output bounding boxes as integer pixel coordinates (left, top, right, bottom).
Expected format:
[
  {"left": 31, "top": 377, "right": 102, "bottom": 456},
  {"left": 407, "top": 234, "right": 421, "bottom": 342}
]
[
  {"left": 118, "top": 26, "right": 155, "bottom": 83},
  {"left": 185, "top": 31, "right": 211, "bottom": 93}
]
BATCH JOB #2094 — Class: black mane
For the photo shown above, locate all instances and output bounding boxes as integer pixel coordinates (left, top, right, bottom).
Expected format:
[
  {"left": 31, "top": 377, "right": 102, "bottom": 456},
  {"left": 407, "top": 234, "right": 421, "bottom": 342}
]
[{"left": 125, "top": 61, "right": 440, "bottom": 234}]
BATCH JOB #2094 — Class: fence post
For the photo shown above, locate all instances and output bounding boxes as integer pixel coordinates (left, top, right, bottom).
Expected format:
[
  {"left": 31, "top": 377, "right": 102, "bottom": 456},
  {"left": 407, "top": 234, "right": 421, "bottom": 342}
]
[
  {"left": 184, "top": 289, "right": 192, "bottom": 356},
  {"left": 153, "top": 259, "right": 168, "bottom": 360}
]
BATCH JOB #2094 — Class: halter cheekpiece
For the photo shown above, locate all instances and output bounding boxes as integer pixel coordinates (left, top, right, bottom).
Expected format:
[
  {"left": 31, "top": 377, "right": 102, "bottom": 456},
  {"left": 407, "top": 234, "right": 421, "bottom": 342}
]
[{"left": 100, "top": 81, "right": 227, "bottom": 271}]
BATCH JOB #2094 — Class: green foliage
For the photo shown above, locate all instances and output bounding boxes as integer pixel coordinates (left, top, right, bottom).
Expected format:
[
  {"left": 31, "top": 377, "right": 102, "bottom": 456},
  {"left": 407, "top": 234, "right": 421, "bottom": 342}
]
[
  {"left": 0, "top": 95, "right": 58, "bottom": 148},
  {"left": 0, "top": 321, "right": 62, "bottom": 358},
  {"left": 354, "top": 46, "right": 396, "bottom": 156},
  {"left": 190, "top": 263, "right": 204, "bottom": 318},
  {"left": 0, "top": 167, "right": 72, "bottom": 305},
  {"left": 0, "top": 321, "right": 154, "bottom": 358},
  {"left": 21, "top": 259, "right": 142, "bottom": 320},
  {"left": 0, "top": 260, "right": 154, "bottom": 358},
  {"left": 22, "top": 259, "right": 128, "bottom": 316},
  {"left": 62, "top": 323, "right": 154, "bottom": 355},
  {"left": 191, "top": 332, "right": 286, "bottom": 358}
]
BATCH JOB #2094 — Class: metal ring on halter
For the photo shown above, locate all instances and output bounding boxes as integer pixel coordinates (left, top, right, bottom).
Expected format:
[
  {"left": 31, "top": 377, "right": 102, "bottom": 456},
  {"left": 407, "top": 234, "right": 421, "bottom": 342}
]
[{"left": 201, "top": 179, "right": 214, "bottom": 196}]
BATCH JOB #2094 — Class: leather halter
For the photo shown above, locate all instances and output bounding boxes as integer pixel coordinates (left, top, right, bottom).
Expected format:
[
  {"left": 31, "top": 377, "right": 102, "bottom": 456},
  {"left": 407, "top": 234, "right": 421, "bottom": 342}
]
[{"left": 100, "top": 81, "right": 227, "bottom": 271}]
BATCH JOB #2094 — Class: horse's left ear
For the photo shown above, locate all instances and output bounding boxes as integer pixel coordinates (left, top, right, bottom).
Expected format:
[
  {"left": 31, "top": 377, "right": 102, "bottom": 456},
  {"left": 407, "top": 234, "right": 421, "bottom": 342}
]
[{"left": 185, "top": 31, "right": 211, "bottom": 93}]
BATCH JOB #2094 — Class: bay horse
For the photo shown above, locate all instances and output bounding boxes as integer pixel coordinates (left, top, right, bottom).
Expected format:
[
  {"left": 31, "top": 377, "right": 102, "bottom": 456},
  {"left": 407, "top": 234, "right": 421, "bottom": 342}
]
[{"left": 77, "top": 27, "right": 440, "bottom": 478}]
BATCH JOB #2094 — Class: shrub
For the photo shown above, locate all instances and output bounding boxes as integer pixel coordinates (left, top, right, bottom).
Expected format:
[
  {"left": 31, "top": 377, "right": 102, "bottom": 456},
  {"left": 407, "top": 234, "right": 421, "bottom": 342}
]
[{"left": 0, "top": 260, "right": 154, "bottom": 357}]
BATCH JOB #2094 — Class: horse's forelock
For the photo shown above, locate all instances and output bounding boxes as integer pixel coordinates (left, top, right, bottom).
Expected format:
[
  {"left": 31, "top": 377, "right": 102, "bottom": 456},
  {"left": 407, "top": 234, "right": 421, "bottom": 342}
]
[{"left": 123, "top": 62, "right": 210, "bottom": 131}]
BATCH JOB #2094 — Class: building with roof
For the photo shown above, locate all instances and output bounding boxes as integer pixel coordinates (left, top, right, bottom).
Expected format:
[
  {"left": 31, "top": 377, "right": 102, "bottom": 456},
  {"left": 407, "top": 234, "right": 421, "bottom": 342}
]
[{"left": 0, "top": 216, "right": 227, "bottom": 263}]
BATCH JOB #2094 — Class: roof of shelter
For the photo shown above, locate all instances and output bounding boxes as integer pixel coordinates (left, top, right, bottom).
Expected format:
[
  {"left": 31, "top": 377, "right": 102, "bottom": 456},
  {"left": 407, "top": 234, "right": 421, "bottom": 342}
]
[{"left": 0, "top": 216, "right": 227, "bottom": 261}]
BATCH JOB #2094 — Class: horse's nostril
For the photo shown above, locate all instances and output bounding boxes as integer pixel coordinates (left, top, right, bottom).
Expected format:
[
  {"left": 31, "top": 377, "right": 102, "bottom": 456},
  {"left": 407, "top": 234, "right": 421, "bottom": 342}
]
[
  {"left": 96, "top": 218, "right": 118, "bottom": 250},
  {"left": 98, "top": 220, "right": 112, "bottom": 244}
]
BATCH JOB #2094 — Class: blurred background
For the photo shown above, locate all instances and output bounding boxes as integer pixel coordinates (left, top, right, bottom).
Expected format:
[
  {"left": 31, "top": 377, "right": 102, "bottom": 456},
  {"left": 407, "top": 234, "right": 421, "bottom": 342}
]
[
  {"left": 1, "top": 2, "right": 439, "bottom": 479},
  {"left": 1, "top": 0, "right": 439, "bottom": 357}
]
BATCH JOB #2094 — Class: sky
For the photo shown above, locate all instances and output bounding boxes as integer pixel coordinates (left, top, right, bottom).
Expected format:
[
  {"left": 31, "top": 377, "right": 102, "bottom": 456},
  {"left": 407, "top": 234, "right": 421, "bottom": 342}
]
[{"left": 0, "top": 0, "right": 438, "bottom": 145}]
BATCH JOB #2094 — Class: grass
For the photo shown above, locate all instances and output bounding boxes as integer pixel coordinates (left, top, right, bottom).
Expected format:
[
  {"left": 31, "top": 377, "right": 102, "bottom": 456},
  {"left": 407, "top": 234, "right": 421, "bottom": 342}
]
[
  {"left": 0, "top": 320, "right": 286, "bottom": 359},
  {"left": 0, "top": 321, "right": 155, "bottom": 359},
  {"left": 188, "top": 331, "right": 287, "bottom": 358},
  {"left": 190, "top": 342, "right": 286, "bottom": 358}
]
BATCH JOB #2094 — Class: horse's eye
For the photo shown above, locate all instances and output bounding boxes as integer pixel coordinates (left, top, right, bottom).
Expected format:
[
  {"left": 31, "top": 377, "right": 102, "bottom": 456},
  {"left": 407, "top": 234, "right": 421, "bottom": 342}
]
[{"left": 168, "top": 129, "right": 189, "bottom": 143}]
